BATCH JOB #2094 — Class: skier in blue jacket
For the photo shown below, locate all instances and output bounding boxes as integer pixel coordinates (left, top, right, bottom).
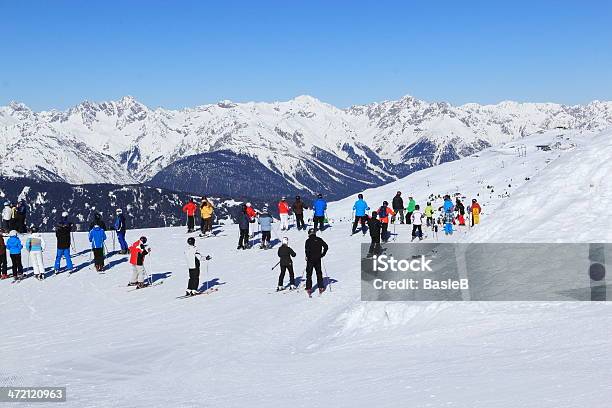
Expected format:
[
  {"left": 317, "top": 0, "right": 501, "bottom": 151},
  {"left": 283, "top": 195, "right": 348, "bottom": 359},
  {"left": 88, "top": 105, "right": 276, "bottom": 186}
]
[
  {"left": 442, "top": 195, "right": 455, "bottom": 235},
  {"left": 312, "top": 194, "right": 327, "bottom": 232},
  {"left": 257, "top": 208, "right": 273, "bottom": 249},
  {"left": 352, "top": 194, "right": 370, "bottom": 235},
  {"left": 6, "top": 230, "right": 24, "bottom": 281},
  {"left": 88, "top": 224, "right": 107, "bottom": 271},
  {"left": 114, "top": 208, "right": 129, "bottom": 254}
]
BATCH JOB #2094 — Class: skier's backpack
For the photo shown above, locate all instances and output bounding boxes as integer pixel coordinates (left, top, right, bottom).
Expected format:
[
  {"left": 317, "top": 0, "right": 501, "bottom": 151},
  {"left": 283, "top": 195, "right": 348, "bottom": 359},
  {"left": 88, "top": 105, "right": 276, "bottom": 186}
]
[{"left": 378, "top": 206, "right": 387, "bottom": 218}]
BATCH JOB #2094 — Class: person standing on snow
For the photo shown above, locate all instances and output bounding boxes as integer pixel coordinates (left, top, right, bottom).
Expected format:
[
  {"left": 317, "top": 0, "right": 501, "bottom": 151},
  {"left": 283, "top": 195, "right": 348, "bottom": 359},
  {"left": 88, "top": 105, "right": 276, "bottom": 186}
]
[
  {"left": 10, "top": 204, "right": 17, "bottom": 231},
  {"left": 258, "top": 207, "right": 273, "bottom": 249},
  {"left": 305, "top": 228, "right": 328, "bottom": 295},
  {"left": 411, "top": 205, "right": 424, "bottom": 241},
  {"left": 25, "top": 227, "right": 46, "bottom": 280},
  {"left": 237, "top": 204, "right": 251, "bottom": 250},
  {"left": 0, "top": 232, "right": 8, "bottom": 279},
  {"left": 6, "top": 230, "right": 23, "bottom": 281},
  {"left": 312, "top": 194, "right": 327, "bottom": 232},
  {"left": 88, "top": 224, "right": 107, "bottom": 271},
  {"left": 455, "top": 198, "right": 466, "bottom": 226},
  {"left": 114, "top": 208, "right": 129, "bottom": 254},
  {"left": 276, "top": 237, "right": 297, "bottom": 291},
  {"left": 405, "top": 196, "right": 416, "bottom": 225},
  {"left": 292, "top": 195, "right": 307, "bottom": 230},
  {"left": 54, "top": 212, "right": 74, "bottom": 274},
  {"left": 278, "top": 197, "right": 290, "bottom": 231},
  {"left": 245, "top": 203, "right": 258, "bottom": 238},
  {"left": 352, "top": 194, "right": 370, "bottom": 235},
  {"left": 128, "top": 236, "right": 150, "bottom": 288},
  {"left": 182, "top": 198, "right": 198, "bottom": 233},
  {"left": 14, "top": 200, "right": 28, "bottom": 233},
  {"left": 391, "top": 191, "right": 405, "bottom": 224},
  {"left": 424, "top": 202, "right": 434, "bottom": 227},
  {"left": 377, "top": 201, "right": 395, "bottom": 243},
  {"left": 184, "top": 236, "right": 211, "bottom": 296},
  {"left": 471, "top": 199, "right": 482, "bottom": 226},
  {"left": 200, "top": 198, "right": 214, "bottom": 235},
  {"left": 366, "top": 211, "right": 382, "bottom": 257},
  {"left": 2, "top": 202, "right": 12, "bottom": 232},
  {"left": 442, "top": 195, "right": 455, "bottom": 235}
]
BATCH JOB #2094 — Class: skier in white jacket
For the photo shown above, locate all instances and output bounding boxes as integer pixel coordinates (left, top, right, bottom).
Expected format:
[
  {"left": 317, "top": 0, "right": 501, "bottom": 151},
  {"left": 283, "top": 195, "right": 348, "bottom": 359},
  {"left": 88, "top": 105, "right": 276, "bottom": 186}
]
[
  {"left": 2, "top": 202, "right": 12, "bottom": 232},
  {"left": 411, "top": 205, "right": 424, "bottom": 241},
  {"left": 26, "top": 228, "right": 46, "bottom": 280},
  {"left": 184, "top": 237, "right": 211, "bottom": 296}
]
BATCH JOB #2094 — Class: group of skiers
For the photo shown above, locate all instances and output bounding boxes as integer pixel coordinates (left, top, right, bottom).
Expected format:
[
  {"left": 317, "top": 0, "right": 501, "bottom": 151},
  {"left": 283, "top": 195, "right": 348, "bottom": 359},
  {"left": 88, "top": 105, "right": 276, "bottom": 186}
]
[
  {"left": 350, "top": 191, "right": 483, "bottom": 257},
  {"left": 182, "top": 197, "right": 215, "bottom": 235},
  {"left": 234, "top": 194, "right": 327, "bottom": 251},
  {"left": 0, "top": 205, "right": 150, "bottom": 286},
  {"left": 2, "top": 201, "right": 28, "bottom": 234},
  {"left": 181, "top": 194, "right": 331, "bottom": 297},
  {"left": 0, "top": 188, "right": 483, "bottom": 297}
]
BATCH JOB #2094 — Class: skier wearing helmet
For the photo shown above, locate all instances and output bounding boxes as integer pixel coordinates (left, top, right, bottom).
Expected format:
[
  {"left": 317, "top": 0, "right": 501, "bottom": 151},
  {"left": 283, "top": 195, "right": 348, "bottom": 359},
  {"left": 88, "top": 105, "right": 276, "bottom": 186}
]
[
  {"left": 184, "top": 236, "right": 211, "bottom": 296},
  {"left": 128, "top": 236, "right": 151, "bottom": 288},
  {"left": 276, "top": 237, "right": 297, "bottom": 291},
  {"left": 245, "top": 202, "right": 257, "bottom": 238},
  {"left": 114, "top": 208, "right": 129, "bottom": 254},
  {"left": 291, "top": 195, "right": 307, "bottom": 230},
  {"left": 377, "top": 201, "right": 395, "bottom": 242},
  {"left": 278, "top": 197, "right": 290, "bottom": 231},
  {"left": 54, "top": 211, "right": 74, "bottom": 274}
]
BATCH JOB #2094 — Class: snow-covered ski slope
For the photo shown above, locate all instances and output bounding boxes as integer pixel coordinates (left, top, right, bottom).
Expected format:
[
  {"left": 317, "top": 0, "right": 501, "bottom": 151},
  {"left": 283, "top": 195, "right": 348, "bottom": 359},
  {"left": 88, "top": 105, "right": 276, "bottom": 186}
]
[
  {"left": 329, "top": 127, "right": 612, "bottom": 242},
  {"left": 2, "top": 128, "right": 612, "bottom": 407}
]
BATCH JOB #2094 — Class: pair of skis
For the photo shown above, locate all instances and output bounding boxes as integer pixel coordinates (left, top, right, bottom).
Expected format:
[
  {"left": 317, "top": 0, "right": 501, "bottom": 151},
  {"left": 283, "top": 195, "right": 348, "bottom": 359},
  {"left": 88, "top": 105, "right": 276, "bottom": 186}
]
[
  {"left": 127, "top": 281, "right": 164, "bottom": 292},
  {"left": 176, "top": 287, "right": 219, "bottom": 299}
]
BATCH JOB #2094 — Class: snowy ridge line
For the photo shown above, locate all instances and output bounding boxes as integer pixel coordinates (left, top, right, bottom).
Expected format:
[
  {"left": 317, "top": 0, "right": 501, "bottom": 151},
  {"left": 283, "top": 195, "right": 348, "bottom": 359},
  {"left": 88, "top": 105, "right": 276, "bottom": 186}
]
[{"left": 2, "top": 95, "right": 612, "bottom": 201}]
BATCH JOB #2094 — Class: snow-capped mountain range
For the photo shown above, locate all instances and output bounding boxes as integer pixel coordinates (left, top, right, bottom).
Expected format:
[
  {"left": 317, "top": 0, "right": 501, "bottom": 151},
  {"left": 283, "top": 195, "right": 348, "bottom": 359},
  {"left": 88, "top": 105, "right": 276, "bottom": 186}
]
[{"left": 1, "top": 95, "right": 611, "bottom": 200}]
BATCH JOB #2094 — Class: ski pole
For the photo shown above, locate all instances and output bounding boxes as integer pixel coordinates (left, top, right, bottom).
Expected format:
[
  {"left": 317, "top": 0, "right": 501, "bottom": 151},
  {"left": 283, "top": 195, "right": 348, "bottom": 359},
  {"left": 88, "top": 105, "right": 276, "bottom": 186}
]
[
  {"left": 141, "top": 259, "right": 153, "bottom": 286},
  {"left": 297, "top": 267, "right": 306, "bottom": 289},
  {"left": 204, "top": 260, "right": 208, "bottom": 293},
  {"left": 88, "top": 248, "right": 94, "bottom": 271},
  {"left": 271, "top": 260, "right": 281, "bottom": 270},
  {"left": 70, "top": 231, "right": 76, "bottom": 254},
  {"left": 322, "top": 259, "right": 331, "bottom": 292},
  {"left": 112, "top": 230, "right": 116, "bottom": 252}
]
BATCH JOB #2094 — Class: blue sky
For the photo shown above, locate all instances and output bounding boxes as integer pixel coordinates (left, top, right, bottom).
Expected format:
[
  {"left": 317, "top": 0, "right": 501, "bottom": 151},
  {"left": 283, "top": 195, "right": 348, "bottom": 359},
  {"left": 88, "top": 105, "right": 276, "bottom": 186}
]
[{"left": 1, "top": 1, "right": 611, "bottom": 110}]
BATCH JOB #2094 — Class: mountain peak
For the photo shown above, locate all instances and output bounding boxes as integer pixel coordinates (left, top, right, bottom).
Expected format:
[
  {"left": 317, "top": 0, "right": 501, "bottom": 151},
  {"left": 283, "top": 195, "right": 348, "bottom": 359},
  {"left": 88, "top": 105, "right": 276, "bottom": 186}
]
[
  {"left": 8, "top": 101, "right": 31, "bottom": 112},
  {"left": 292, "top": 95, "right": 321, "bottom": 105}
]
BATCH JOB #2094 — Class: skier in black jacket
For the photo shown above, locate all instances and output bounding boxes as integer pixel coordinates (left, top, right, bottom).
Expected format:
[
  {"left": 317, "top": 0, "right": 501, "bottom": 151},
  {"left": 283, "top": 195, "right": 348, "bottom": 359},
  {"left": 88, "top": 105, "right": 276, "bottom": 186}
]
[
  {"left": 367, "top": 211, "right": 382, "bottom": 257},
  {"left": 54, "top": 212, "right": 74, "bottom": 274},
  {"left": 237, "top": 205, "right": 251, "bottom": 250},
  {"left": 276, "top": 237, "right": 297, "bottom": 291},
  {"left": 391, "top": 191, "right": 404, "bottom": 224},
  {"left": 305, "top": 228, "right": 329, "bottom": 295}
]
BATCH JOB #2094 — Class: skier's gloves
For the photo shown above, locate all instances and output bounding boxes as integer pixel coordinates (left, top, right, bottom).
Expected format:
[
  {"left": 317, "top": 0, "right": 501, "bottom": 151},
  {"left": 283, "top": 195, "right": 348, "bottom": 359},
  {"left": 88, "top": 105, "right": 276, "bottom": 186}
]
[{"left": 205, "top": 255, "right": 212, "bottom": 261}]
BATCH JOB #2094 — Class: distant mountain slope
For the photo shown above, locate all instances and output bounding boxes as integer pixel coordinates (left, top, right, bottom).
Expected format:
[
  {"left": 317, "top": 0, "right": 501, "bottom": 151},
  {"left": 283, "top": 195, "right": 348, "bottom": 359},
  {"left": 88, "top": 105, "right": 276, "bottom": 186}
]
[{"left": 1, "top": 95, "right": 611, "bottom": 200}]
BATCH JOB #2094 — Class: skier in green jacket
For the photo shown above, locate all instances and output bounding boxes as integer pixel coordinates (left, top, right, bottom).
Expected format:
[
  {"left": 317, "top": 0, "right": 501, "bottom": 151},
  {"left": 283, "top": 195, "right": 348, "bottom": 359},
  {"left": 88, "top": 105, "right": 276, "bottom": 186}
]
[{"left": 406, "top": 197, "right": 416, "bottom": 225}]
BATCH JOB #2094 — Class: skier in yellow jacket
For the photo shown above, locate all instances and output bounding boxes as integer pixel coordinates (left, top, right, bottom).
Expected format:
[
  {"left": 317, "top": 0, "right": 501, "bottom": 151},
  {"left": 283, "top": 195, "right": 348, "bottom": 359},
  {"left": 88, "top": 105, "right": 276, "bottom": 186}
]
[{"left": 200, "top": 198, "right": 214, "bottom": 235}]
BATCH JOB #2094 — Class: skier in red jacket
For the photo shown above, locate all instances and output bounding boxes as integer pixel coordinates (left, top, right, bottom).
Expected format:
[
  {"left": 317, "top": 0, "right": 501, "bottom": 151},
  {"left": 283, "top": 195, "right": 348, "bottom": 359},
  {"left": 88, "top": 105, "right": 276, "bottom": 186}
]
[
  {"left": 128, "top": 236, "right": 150, "bottom": 288},
  {"left": 278, "top": 197, "right": 290, "bottom": 231},
  {"left": 182, "top": 198, "right": 198, "bottom": 233},
  {"left": 245, "top": 202, "right": 257, "bottom": 238}
]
